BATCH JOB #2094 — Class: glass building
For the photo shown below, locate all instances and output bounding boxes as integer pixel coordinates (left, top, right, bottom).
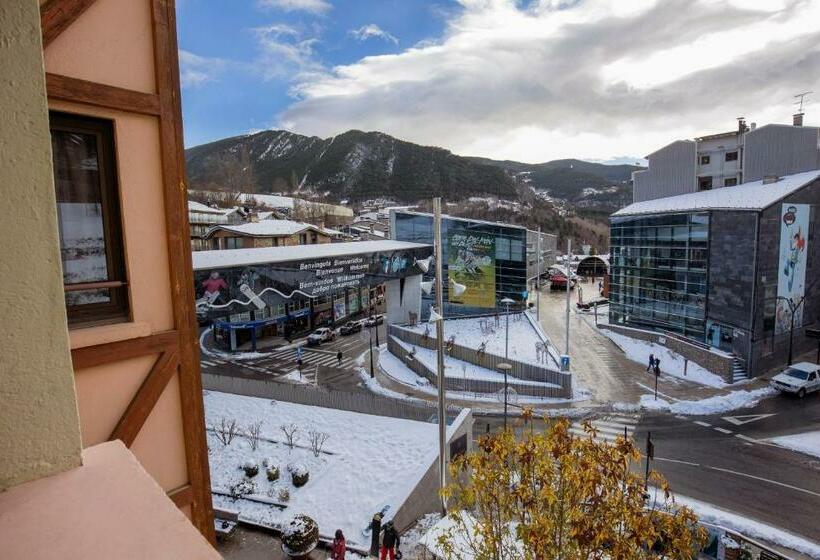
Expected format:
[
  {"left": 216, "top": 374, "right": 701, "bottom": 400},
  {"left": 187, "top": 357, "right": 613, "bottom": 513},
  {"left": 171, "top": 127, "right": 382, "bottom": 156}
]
[
  {"left": 391, "top": 210, "right": 529, "bottom": 317},
  {"left": 609, "top": 213, "right": 709, "bottom": 340}
]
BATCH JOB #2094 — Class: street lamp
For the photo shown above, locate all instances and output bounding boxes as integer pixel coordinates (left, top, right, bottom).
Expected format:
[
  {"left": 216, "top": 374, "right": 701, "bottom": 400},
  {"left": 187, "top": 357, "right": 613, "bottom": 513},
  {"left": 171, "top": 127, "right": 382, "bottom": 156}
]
[
  {"left": 497, "top": 362, "right": 512, "bottom": 429},
  {"left": 432, "top": 197, "right": 448, "bottom": 515}
]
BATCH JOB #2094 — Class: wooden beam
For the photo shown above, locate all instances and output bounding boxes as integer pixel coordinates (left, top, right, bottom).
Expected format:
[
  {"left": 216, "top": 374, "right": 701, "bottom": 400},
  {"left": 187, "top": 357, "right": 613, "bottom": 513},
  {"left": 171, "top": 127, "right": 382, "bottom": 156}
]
[
  {"left": 152, "top": 0, "right": 216, "bottom": 544},
  {"left": 46, "top": 73, "right": 162, "bottom": 116},
  {"left": 71, "top": 331, "right": 178, "bottom": 370},
  {"left": 41, "top": 0, "right": 99, "bottom": 48},
  {"left": 167, "top": 484, "right": 194, "bottom": 509},
  {"left": 109, "top": 350, "right": 179, "bottom": 447}
]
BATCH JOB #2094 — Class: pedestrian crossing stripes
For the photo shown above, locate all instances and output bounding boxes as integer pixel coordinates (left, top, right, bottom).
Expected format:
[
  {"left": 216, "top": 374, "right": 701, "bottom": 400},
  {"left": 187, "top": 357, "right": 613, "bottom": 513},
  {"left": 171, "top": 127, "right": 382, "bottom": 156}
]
[
  {"left": 269, "top": 347, "right": 357, "bottom": 369},
  {"left": 200, "top": 358, "right": 227, "bottom": 368},
  {"left": 569, "top": 414, "right": 640, "bottom": 444}
]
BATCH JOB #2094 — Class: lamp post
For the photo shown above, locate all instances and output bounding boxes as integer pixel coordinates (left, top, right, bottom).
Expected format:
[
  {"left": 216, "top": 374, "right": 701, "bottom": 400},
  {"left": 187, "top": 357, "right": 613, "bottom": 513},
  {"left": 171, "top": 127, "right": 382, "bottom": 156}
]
[
  {"left": 497, "top": 362, "right": 512, "bottom": 429},
  {"left": 536, "top": 227, "right": 541, "bottom": 322},
  {"left": 433, "top": 197, "right": 448, "bottom": 515},
  {"left": 500, "top": 296, "right": 515, "bottom": 430},
  {"left": 565, "top": 239, "right": 571, "bottom": 356}
]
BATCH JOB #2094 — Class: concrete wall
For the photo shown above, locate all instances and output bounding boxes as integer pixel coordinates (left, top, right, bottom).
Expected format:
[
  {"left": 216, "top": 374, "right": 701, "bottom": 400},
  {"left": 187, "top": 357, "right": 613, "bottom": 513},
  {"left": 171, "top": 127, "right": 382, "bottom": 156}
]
[
  {"left": 744, "top": 125, "right": 820, "bottom": 183},
  {"left": 633, "top": 140, "right": 697, "bottom": 202},
  {"left": 0, "top": 1, "right": 83, "bottom": 490},
  {"left": 386, "top": 275, "right": 422, "bottom": 325}
]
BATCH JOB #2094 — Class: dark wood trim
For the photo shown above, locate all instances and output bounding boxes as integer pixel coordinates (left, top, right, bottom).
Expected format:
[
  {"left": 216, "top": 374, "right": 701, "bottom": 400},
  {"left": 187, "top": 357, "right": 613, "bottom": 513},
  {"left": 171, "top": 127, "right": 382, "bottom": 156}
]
[
  {"left": 64, "top": 280, "right": 126, "bottom": 292},
  {"left": 41, "top": 0, "right": 99, "bottom": 48},
  {"left": 70, "top": 331, "right": 178, "bottom": 370},
  {"left": 168, "top": 484, "right": 194, "bottom": 509},
  {"left": 152, "top": 0, "right": 216, "bottom": 544},
  {"left": 47, "top": 73, "right": 162, "bottom": 116},
  {"left": 109, "top": 350, "right": 179, "bottom": 447}
]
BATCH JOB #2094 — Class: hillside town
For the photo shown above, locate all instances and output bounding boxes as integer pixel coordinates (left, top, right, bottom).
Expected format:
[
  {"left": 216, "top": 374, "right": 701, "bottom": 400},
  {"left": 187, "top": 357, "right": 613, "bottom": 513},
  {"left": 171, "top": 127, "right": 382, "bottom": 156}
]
[{"left": 2, "top": 2, "right": 820, "bottom": 560}]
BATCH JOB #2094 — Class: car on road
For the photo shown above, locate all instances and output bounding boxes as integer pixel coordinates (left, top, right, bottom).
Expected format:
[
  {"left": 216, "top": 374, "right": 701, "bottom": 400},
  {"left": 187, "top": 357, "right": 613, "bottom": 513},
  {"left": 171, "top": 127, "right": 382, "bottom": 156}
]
[
  {"left": 340, "top": 321, "right": 363, "bottom": 336},
  {"left": 770, "top": 362, "right": 820, "bottom": 398},
  {"left": 364, "top": 314, "right": 384, "bottom": 327},
  {"left": 306, "top": 327, "right": 335, "bottom": 346}
]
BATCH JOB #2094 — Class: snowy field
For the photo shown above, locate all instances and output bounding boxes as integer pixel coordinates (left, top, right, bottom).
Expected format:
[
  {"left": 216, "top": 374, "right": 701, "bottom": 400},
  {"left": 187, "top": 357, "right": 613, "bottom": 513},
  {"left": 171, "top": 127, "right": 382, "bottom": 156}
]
[
  {"left": 403, "top": 314, "right": 554, "bottom": 366},
  {"left": 204, "top": 391, "right": 448, "bottom": 548},
  {"left": 601, "top": 328, "right": 728, "bottom": 388},
  {"left": 768, "top": 430, "right": 820, "bottom": 459}
]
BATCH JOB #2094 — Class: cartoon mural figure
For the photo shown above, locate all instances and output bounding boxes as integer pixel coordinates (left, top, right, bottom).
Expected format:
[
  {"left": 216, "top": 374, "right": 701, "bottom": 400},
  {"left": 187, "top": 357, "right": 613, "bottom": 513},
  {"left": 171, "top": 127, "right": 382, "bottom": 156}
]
[
  {"left": 775, "top": 204, "right": 810, "bottom": 335},
  {"left": 783, "top": 226, "right": 806, "bottom": 291},
  {"left": 201, "top": 271, "right": 228, "bottom": 304}
]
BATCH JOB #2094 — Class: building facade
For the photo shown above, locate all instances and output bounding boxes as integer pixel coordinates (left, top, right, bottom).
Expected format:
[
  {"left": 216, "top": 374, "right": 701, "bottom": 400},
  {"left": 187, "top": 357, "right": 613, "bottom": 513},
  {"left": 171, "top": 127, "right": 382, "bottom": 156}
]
[
  {"left": 204, "top": 220, "right": 332, "bottom": 250},
  {"left": 188, "top": 201, "right": 244, "bottom": 251},
  {"left": 610, "top": 171, "right": 820, "bottom": 378},
  {"left": 391, "top": 210, "right": 538, "bottom": 317},
  {"left": 633, "top": 118, "right": 820, "bottom": 202}
]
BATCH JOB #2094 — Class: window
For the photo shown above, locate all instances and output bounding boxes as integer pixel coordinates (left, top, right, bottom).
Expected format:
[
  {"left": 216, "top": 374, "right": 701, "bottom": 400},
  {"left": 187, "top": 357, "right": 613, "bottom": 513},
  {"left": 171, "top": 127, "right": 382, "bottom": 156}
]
[
  {"left": 51, "top": 112, "right": 128, "bottom": 326},
  {"left": 699, "top": 155, "right": 710, "bottom": 165},
  {"left": 698, "top": 176, "right": 713, "bottom": 191},
  {"left": 725, "top": 151, "right": 738, "bottom": 162},
  {"left": 723, "top": 177, "right": 738, "bottom": 187}
]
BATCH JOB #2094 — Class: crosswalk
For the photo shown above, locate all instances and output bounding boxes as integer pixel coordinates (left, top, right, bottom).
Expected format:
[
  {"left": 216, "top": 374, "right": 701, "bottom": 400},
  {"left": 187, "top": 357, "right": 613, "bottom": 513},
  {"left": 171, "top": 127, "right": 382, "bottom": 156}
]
[
  {"left": 200, "top": 357, "right": 227, "bottom": 368},
  {"left": 267, "top": 347, "right": 358, "bottom": 370},
  {"left": 569, "top": 414, "right": 640, "bottom": 444}
]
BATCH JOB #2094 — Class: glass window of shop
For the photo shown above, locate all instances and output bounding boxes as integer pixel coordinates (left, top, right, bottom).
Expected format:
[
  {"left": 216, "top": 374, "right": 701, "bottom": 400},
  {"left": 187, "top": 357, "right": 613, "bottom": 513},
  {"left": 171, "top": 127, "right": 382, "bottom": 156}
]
[{"left": 609, "top": 212, "right": 709, "bottom": 340}]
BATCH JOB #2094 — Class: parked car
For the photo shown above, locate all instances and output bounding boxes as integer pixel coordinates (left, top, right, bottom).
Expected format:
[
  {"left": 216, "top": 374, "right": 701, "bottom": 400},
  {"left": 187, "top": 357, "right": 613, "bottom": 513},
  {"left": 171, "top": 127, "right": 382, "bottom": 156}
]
[
  {"left": 770, "top": 362, "right": 820, "bottom": 398},
  {"left": 364, "top": 314, "right": 384, "bottom": 327},
  {"left": 340, "top": 321, "right": 363, "bottom": 336},
  {"left": 306, "top": 327, "right": 335, "bottom": 346}
]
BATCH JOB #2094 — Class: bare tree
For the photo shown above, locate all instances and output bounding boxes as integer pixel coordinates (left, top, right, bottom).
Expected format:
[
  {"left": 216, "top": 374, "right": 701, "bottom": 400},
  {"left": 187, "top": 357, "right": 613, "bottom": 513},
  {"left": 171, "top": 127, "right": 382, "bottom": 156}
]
[
  {"left": 210, "top": 417, "right": 239, "bottom": 446},
  {"left": 243, "top": 420, "right": 264, "bottom": 451},
  {"left": 280, "top": 423, "right": 300, "bottom": 449},
  {"left": 307, "top": 430, "right": 330, "bottom": 457}
]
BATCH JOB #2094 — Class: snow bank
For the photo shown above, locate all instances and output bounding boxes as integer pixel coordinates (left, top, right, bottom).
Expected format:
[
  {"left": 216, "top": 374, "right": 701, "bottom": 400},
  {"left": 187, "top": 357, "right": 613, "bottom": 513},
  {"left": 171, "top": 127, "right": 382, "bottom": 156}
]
[
  {"left": 768, "top": 430, "right": 820, "bottom": 459},
  {"left": 636, "top": 387, "right": 776, "bottom": 415},
  {"left": 601, "top": 328, "right": 727, "bottom": 388}
]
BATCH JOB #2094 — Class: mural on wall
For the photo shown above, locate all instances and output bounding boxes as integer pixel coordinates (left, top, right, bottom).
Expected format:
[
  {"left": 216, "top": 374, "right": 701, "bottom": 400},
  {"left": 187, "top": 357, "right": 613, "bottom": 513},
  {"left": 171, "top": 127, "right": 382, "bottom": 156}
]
[
  {"left": 447, "top": 228, "right": 496, "bottom": 308},
  {"left": 775, "top": 203, "right": 810, "bottom": 335}
]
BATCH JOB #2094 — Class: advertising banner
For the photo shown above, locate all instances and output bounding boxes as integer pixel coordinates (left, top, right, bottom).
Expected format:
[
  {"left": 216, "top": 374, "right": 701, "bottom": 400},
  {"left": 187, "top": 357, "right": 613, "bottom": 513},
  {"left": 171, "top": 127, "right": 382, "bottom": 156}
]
[
  {"left": 333, "top": 298, "right": 347, "bottom": 321},
  {"left": 775, "top": 203, "right": 810, "bottom": 335},
  {"left": 448, "top": 228, "right": 496, "bottom": 308}
]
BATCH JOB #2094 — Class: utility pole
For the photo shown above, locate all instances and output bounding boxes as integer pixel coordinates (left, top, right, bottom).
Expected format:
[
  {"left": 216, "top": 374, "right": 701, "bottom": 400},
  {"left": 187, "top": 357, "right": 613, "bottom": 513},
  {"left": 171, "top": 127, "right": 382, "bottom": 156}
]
[
  {"left": 536, "top": 227, "right": 541, "bottom": 322},
  {"left": 433, "top": 197, "right": 448, "bottom": 515},
  {"left": 565, "top": 238, "right": 571, "bottom": 356}
]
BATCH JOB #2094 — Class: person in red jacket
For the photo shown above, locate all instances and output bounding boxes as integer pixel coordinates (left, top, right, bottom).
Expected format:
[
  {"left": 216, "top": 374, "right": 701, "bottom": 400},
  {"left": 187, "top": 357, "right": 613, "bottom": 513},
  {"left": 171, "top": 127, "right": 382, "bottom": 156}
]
[{"left": 331, "top": 529, "right": 346, "bottom": 560}]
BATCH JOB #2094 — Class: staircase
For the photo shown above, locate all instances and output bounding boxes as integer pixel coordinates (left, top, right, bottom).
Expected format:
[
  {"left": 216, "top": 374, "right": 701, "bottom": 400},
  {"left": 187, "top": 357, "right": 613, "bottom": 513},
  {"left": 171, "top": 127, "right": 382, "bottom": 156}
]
[{"left": 732, "top": 357, "right": 749, "bottom": 383}]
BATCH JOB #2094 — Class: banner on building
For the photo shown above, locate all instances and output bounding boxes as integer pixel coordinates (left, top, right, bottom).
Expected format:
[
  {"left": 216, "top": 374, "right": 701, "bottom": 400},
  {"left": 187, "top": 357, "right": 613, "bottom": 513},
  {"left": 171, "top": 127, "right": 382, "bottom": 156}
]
[
  {"left": 333, "top": 298, "right": 347, "bottom": 321},
  {"left": 775, "top": 203, "right": 810, "bottom": 335},
  {"left": 448, "top": 229, "right": 496, "bottom": 308}
]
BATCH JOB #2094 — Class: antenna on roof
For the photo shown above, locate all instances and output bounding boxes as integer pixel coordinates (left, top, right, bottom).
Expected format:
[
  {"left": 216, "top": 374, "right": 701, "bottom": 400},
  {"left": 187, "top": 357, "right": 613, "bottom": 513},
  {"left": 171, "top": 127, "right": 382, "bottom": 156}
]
[{"left": 794, "top": 91, "right": 812, "bottom": 114}]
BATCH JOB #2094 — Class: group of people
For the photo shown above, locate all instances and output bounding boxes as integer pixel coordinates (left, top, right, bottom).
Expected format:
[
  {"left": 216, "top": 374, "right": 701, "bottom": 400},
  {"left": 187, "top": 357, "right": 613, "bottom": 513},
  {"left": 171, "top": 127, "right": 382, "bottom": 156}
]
[
  {"left": 646, "top": 353, "right": 662, "bottom": 376},
  {"left": 329, "top": 520, "right": 401, "bottom": 560}
]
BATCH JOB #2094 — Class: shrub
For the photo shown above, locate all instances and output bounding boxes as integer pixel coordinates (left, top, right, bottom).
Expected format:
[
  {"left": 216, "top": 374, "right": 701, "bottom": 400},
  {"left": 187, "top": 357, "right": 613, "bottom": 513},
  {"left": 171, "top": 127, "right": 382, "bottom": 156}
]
[
  {"left": 229, "top": 478, "right": 256, "bottom": 499},
  {"left": 267, "top": 465, "right": 280, "bottom": 482},
  {"left": 277, "top": 488, "right": 291, "bottom": 503},
  {"left": 242, "top": 460, "right": 259, "bottom": 478},
  {"left": 288, "top": 463, "right": 309, "bottom": 487},
  {"left": 281, "top": 514, "right": 319, "bottom": 556}
]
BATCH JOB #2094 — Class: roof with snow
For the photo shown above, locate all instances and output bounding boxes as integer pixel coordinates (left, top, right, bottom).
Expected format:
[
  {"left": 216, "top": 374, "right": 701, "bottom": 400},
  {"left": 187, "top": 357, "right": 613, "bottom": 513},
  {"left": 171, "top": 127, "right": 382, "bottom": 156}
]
[
  {"left": 205, "top": 220, "right": 323, "bottom": 238},
  {"left": 242, "top": 193, "right": 295, "bottom": 209},
  {"left": 192, "top": 240, "right": 431, "bottom": 270},
  {"left": 393, "top": 209, "right": 527, "bottom": 230},
  {"left": 188, "top": 200, "right": 226, "bottom": 214},
  {"left": 613, "top": 170, "right": 820, "bottom": 217}
]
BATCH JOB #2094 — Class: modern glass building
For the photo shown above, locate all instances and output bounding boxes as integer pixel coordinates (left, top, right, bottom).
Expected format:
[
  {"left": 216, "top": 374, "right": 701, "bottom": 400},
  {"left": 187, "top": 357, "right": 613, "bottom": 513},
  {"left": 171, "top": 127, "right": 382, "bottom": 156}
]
[
  {"left": 609, "top": 213, "right": 709, "bottom": 340},
  {"left": 391, "top": 210, "right": 529, "bottom": 317}
]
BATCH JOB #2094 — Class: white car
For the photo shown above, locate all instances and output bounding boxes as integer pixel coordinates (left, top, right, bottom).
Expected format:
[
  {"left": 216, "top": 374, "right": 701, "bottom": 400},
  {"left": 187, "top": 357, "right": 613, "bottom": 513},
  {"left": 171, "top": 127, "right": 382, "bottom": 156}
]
[
  {"left": 306, "top": 327, "right": 335, "bottom": 346},
  {"left": 770, "top": 362, "right": 820, "bottom": 398}
]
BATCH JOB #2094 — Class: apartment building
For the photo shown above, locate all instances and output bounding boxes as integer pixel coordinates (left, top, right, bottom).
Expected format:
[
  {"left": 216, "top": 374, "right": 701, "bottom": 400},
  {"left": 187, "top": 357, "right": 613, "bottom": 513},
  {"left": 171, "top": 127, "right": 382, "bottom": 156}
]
[
  {"left": 0, "top": 1, "right": 216, "bottom": 556},
  {"left": 633, "top": 116, "right": 820, "bottom": 202},
  {"left": 204, "top": 219, "right": 333, "bottom": 249},
  {"left": 188, "top": 200, "right": 243, "bottom": 251}
]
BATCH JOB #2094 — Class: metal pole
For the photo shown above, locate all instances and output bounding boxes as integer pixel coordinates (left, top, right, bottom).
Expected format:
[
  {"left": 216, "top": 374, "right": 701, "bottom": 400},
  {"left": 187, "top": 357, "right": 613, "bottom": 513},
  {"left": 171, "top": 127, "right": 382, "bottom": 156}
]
[
  {"left": 505, "top": 303, "right": 510, "bottom": 429},
  {"left": 369, "top": 326, "right": 374, "bottom": 378},
  {"left": 536, "top": 227, "right": 541, "bottom": 322},
  {"left": 565, "top": 238, "right": 571, "bottom": 356},
  {"left": 788, "top": 307, "right": 795, "bottom": 365},
  {"left": 433, "top": 197, "right": 448, "bottom": 515}
]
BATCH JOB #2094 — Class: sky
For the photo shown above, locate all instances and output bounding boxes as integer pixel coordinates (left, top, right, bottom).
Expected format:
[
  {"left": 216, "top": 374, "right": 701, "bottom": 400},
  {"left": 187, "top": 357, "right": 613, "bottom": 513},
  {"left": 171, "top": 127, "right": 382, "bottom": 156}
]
[{"left": 177, "top": 0, "right": 820, "bottom": 164}]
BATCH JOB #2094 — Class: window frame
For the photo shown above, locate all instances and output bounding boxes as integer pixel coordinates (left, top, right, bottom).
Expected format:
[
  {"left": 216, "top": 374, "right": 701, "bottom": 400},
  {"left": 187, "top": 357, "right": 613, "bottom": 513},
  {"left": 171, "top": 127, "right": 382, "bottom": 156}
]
[
  {"left": 699, "top": 155, "right": 710, "bottom": 165},
  {"left": 50, "top": 111, "right": 130, "bottom": 327},
  {"left": 725, "top": 151, "right": 738, "bottom": 162}
]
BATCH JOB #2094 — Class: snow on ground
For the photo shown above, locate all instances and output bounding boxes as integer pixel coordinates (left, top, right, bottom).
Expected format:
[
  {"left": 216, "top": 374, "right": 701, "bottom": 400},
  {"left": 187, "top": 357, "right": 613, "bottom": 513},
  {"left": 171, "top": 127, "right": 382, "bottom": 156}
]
[
  {"left": 634, "top": 387, "right": 777, "bottom": 415},
  {"left": 600, "top": 328, "right": 727, "bottom": 388},
  {"left": 200, "top": 327, "right": 268, "bottom": 361},
  {"left": 392, "top": 337, "right": 559, "bottom": 388},
  {"left": 204, "top": 391, "right": 447, "bottom": 548},
  {"left": 767, "top": 430, "right": 820, "bottom": 459},
  {"left": 402, "top": 314, "right": 553, "bottom": 366},
  {"left": 279, "top": 370, "right": 310, "bottom": 384},
  {"left": 664, "top": 493, "right": 820, "bottom": 559}
]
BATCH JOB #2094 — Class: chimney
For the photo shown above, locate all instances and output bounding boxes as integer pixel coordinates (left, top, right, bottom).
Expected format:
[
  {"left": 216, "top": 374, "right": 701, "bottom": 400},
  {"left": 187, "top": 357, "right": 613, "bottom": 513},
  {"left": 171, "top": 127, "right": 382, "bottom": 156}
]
[
  {"left": 794, "top": 113, "right": 804, "bottom": 126},
  {"left": 750, "top": 122, "right": 757, "bottom": 130},
  {"left": 763, "top": 175, "right": 780, "bottom": 184},
  {"left": 737, "top": 117, "right": 747, "bottom": 133}
]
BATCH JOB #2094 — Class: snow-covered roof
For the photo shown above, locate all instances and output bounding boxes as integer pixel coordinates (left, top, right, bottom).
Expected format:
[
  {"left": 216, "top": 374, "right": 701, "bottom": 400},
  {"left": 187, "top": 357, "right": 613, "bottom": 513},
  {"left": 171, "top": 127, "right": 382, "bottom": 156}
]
[
  {"left": 394, "top": 209, "right": 527, "bottom": 230},
  {"left": 242, "top": 193, "right": 295, "bottom": 209},
  {"left": 193, "top": 240, "right": 431, "bottom": 270},
  {"left": 206, "top": 220, "right": 321, "bottom": 238},
  {"left": 614, "top": 170, "right": 820, "bottom": 217},
  {"left": 188, "top": 200, "right": 225, "bottom": 214}
]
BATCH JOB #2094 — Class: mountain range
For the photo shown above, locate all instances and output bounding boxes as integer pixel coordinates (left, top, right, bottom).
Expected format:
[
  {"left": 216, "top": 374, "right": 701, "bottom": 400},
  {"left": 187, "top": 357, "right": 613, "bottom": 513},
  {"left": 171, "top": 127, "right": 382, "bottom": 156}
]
[{"left": 184, "top": 129, "right": 642, "bottom": 210}]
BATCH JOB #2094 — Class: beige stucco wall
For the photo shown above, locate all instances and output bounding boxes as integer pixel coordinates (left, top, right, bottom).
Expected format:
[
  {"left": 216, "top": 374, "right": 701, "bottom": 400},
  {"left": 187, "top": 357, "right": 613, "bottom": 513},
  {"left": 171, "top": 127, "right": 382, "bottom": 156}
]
[{"left": 0, "top": 1, "right": 83, "bottom": 491}]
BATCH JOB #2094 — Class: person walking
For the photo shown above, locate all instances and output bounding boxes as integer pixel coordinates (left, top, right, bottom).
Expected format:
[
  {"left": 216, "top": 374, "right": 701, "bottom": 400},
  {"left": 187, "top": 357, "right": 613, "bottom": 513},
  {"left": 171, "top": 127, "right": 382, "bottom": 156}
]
[
  {"left": 646, "top": 353, "right": 655, "bottom": 373},
  {"left": 336, "top": 350, "right": 343, "bottom": 367},
  {"left": 380, "top": 520, "right": 400, "bottom": 560},
  {"left": 331, "top": 529, "right": 346, "bottom": 560}
]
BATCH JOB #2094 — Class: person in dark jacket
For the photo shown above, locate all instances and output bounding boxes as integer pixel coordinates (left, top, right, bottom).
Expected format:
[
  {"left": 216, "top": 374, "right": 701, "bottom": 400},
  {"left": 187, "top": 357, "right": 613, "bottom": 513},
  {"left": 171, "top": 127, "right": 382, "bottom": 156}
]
[
  {"left": 646, "top": 353, "right": 655, "bottom": 373},
  {"left": 380, "top": 521, "right": 400, "bottom": 560},
  {"left": 331, "top": 529, "right": 346, "bottom": 560},
  {"left": 337, "top": 350, "right": 343, "bottom": 367}
]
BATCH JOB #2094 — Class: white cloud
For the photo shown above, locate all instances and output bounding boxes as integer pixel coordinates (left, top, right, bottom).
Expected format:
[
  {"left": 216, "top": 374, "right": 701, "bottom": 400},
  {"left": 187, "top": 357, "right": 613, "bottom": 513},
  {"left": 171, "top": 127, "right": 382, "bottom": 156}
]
[
  {"left": 277, "top": 0, "right": 820, "bottom": 162},
  {"left": 179, "top": 49, "right": 228, "bottom": 88},
  {"left": 349, "top": 24, "right": 399, "bottom": 45},
  {"left": 258, "top": 0, "right": 331, "bottom": 14},
  {"left": 252, "top": 24, "right": 324, "bottom": 81}
]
